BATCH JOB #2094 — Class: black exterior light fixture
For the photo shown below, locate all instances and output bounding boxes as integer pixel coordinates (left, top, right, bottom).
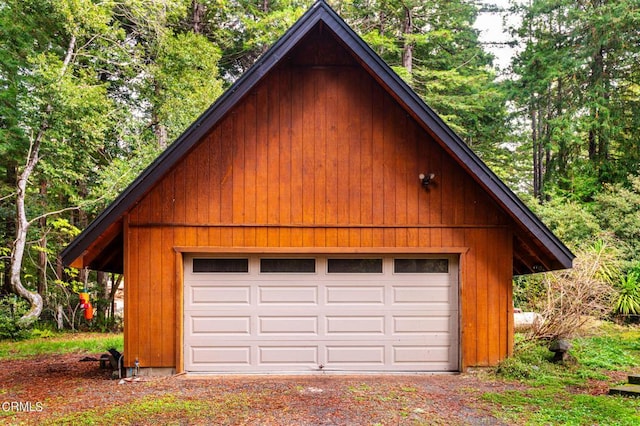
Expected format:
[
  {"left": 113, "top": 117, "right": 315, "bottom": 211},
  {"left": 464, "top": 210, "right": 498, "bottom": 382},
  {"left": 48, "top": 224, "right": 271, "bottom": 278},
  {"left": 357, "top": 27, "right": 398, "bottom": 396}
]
[{"left": 419, "top": 173, "right": 436, "bottom": 189}]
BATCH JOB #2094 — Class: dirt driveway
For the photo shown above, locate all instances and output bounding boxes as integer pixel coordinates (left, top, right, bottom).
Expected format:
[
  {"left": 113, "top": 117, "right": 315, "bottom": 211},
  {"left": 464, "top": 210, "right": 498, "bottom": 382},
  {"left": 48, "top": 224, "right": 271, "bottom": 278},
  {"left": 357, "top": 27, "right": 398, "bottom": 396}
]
[{"left": 0, "top": 353, "right": 526, "bottom": 425}]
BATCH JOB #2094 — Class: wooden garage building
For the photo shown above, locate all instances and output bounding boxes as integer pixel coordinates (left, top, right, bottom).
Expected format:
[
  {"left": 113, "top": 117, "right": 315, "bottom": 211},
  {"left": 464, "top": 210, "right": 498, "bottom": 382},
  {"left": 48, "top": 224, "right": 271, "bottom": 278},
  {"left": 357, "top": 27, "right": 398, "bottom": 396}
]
[{"left": 62, "top": 1, "right": 573, "bottom": 373}]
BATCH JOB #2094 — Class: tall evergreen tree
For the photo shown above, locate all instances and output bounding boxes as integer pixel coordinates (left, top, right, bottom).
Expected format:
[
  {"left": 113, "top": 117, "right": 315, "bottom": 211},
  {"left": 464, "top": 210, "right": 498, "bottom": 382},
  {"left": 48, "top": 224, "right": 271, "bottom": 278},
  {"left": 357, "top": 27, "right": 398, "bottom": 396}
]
[
  {"left": 340, "top": 0, "right": 510, "bottom": 168},
  {"left": 204, "top": 0, "right": 309, "bottom": 81},
  {"left": 508, "top": 0, "right": 640, "bottom": 201}
]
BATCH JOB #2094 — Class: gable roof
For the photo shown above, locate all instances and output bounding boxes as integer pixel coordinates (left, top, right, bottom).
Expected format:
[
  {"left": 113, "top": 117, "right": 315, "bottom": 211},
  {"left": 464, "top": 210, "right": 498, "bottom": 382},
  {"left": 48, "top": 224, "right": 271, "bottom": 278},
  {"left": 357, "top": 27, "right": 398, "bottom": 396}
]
[{"left": 61, "top": 0, "right": 573, "bottom": 275}]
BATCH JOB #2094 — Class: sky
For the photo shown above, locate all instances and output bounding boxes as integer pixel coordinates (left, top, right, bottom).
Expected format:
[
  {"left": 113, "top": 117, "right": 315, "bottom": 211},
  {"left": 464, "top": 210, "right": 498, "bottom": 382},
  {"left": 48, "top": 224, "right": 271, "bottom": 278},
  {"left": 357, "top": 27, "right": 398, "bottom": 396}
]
[{"left": 474, "top": 0, "right": 522, "bottom": 71}]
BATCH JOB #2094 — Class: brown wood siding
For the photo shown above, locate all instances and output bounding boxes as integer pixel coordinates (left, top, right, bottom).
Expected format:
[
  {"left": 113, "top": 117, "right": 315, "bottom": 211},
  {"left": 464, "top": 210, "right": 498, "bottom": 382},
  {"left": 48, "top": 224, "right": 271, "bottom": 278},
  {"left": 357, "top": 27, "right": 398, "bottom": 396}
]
[{"left": 123, "top": 55, "right": 514, "bottom": 370}]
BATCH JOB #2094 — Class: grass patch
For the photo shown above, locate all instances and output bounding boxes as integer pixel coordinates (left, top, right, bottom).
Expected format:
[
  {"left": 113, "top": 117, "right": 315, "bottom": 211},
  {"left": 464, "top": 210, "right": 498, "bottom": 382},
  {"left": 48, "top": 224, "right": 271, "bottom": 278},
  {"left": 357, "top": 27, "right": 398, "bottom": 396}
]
[
  {"left": 484, "top": 388, "right": 640, "bottom": 425},
  {"left": 536, "top": 394, "right": 640, "bottom": 425},
  {"left": 0, "top": 332, "right": 123, "bottom": 360},
  {"left": 45, "top": 392, "right": 268, "bottom": 425},
  {"left": 485, "top": 324, "right": 640, "bottom": 424},
  {"left": 574, "top": 335, "right": 640, "bottom": 370}
]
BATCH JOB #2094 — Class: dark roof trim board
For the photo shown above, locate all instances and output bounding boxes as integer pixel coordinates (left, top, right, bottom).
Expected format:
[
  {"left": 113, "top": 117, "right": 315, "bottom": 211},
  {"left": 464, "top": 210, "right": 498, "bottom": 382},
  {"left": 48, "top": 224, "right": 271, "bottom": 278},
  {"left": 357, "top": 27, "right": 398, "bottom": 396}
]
[{"left": 61, "top": 0, "right": 574, "bottom": 271}]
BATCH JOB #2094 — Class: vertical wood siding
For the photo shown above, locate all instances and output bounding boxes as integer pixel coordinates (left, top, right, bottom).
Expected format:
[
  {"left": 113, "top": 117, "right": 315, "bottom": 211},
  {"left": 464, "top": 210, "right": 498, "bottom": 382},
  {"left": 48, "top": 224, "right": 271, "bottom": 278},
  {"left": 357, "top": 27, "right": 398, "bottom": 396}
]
[{"left": 124, "top": 36, "right": 514, "bottom": 370}]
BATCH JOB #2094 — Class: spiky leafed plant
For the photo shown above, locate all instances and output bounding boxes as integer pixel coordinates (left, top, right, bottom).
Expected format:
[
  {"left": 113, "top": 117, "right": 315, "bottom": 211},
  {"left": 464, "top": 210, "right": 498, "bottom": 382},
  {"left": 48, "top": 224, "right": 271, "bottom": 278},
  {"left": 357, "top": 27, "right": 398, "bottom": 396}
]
[{"left": 615, "top": 272, "right": 640, "bottom": 316}]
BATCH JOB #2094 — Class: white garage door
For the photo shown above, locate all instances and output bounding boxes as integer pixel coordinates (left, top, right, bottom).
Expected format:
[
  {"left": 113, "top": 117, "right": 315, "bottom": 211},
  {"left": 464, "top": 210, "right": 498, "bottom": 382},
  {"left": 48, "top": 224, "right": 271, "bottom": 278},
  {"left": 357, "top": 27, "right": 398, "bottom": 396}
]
[{"left": 183, "top": 255, "right": 458, "bottom": 373}]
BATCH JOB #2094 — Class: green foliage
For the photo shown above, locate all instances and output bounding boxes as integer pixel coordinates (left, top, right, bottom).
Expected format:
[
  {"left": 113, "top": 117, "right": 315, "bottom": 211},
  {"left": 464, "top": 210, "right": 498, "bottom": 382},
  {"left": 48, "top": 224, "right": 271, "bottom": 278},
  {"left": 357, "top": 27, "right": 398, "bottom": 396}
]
[
  {"left": 593, "top": 176, "right": 640, "bottom": 267},
  {"left": 340, "top": 0, "right": 509, "bottom": 161},
  {"left": 0, "top": 0, "right": 225, "bottom": 328},
  {"left": 485, "top": 387, "right": 640, "bottom": 426},
  {"left": 508, "top": 0, "right": 640, "bottom": 199},
  {"left": 151, "top": 31, "right": 224, "bottom": 142},
  {"left": 536, "top": 394, "right": 640, "bottom": 426},
  {"left": 0, "top": 297, "right": 31, "bottom": 340},
  {"left": 513, "top": 274, "right": 545, "bottom": 311},
  {"left": 207, "top": 0, "right": 309, "bottom": 81},
  {"left": 614, "top": 271, "right": 640, "bottom": 316},
  {"left": 489, "top": 327, "right": 640, "bottom": 425},
  {"left": 519, "top": 177, "right": 640, "bottom": 317},
  {"left": 497, "top": 328, "right": 640, "bottom": 384},
  {"left": 526, "top": 195, "right": 602, "bottom": 252},
  {"left": 29, "top": 327, "right": 57, "bottom": 339},
  {"left": 574, "top": 334, "right": 640, "bottom": 370},
  {"left": 515, "top": 239, "right": 621, "bottom": 339},
  {"left": 90, "top": 142, "right": 163, "bottom": 212},
  {"left": 494, "top": 338, "right": 557, "bottom": 383}
]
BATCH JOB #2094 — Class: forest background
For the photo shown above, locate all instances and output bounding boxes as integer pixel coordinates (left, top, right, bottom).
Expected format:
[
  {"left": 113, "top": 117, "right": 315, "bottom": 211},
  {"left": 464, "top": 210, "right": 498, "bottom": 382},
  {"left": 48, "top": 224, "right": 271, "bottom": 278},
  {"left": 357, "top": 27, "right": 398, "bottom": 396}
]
[{"left": 1, "top": 0, "right": 639, "bottom": 335}]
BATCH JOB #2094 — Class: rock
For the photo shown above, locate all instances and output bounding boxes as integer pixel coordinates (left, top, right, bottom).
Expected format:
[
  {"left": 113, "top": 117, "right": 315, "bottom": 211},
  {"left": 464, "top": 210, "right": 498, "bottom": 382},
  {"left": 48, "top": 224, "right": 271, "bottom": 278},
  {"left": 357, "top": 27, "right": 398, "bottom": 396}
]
[
  {"left": 549, "top": 338, "right": 572, "bottom": 362},
  {"left": 550, "top": 338, "right": 572, "bottom": 352}
]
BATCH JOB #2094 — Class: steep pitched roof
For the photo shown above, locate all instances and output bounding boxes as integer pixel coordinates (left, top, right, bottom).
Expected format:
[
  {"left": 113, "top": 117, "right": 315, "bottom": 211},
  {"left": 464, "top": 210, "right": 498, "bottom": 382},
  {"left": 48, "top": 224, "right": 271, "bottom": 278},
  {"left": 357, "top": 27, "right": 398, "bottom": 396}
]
[{"left": 61, "top": 0, "right": 573, "bottom": 274}]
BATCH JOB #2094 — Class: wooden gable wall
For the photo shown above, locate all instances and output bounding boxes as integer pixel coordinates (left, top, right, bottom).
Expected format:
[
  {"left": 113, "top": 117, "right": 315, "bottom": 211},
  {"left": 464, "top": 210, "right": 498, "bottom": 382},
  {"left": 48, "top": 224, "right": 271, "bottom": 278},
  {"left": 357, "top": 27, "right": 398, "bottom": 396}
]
[{"left": 123, "top": 28, "right": 514, "bottom": 370}]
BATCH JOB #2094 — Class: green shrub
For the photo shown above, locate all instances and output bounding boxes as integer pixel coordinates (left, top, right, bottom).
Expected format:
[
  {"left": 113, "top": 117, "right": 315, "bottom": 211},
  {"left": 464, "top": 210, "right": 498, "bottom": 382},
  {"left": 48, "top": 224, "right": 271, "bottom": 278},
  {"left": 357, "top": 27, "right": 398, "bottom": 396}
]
[
  {"left": 593, "top": 176, "right": 640, "bottom": 269},
  {"left": 0, "top": 296, "right": 31, "bottom": 340},
  {"left": 526, "top": 195, "right": 602, "bottom": 252},
  {"left": 513, "top": 274, "right": 545, "bottom": 311},
  {"left": 29, "top": 327, "right": 57, "bottom": 339},
  {"left": 494, "top": 338, "right": 558, "bottom": 384}
]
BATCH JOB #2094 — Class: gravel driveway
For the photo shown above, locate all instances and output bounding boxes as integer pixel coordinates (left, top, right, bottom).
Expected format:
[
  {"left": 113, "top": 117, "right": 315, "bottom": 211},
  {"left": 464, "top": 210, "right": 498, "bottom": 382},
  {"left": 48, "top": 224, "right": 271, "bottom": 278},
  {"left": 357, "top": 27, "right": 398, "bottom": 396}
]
[{"left": 1, "top": 353, "right": 525, "bottom": 425}]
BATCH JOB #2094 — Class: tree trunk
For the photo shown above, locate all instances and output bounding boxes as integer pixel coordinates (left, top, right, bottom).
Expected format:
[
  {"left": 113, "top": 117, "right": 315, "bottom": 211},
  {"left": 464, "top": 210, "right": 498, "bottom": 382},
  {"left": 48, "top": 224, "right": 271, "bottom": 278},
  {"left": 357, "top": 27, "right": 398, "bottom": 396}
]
[
  {"left": 153, "top": 80, "right": 168, "bottom": 148},
  {"left": 191, "top": 1, "right": 206, "bottom": 34},
  {"left": 108, "top": 274, "right": 123, "bottom": 320},
  {"left": 56, "top": 304, "right": 64, "bottom": 330},
  {"left": 588, "top": 48, "right": 604, "bottom": 163},
  {"left": 401, "top": 4, "right": 414, "bottom": 77},
  {"left": 37, "top": 181, "right": 48, "bottom": 296},
  {"left": 9, "top": 34, "right": 76, "bottom": 327},
  {"left": 96, "top": 270, "right": 109, "bottom": 322},
  {"left": 1, "top": 163, "right": 16, "bottom": 296},
  {"left": 11, "top": 129, "right": 46, "bottom": 327},
  {"left": 531, "top": 104, "right": 541, "bottom": 200}
]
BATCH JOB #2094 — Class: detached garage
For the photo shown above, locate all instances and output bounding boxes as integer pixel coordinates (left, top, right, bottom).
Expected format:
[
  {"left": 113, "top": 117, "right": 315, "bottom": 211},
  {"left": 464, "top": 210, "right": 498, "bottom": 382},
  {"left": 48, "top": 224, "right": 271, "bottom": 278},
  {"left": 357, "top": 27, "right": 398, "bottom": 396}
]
[{"left": 62, "top": 1, "right": 573, "bottom": 374}]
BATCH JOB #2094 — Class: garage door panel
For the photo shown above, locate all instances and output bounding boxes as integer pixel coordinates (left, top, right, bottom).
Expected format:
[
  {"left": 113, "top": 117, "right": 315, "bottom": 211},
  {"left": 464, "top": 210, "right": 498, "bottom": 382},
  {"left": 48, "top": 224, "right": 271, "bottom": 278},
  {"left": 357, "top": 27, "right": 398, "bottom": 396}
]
[
  {"left": 393, "top": 346, "right": 451, "bottom": 363},
  {"left": 184, "top": 255, "right": 458, "bottom": 372},
  {"left": 259, "top": 346, "right": 318, "bottom": 364},
  {"left": 326, "top": 316, "right": 385, "bottom": 334},
  {"left": 326, "top": 286, "right": 385, "bottom": 304},
  {"left": 190, "top": 346, "right": 251, "bottom": 365},
  {"left": 259, "top": 287, "right": 318, "bottom": 304},
  {"left": 393, "top": 286, "right": 451, "bottom": 303},
  {"left": 190, "top": 316, "right": 251, "bottom": 335},
  {"left": 393, "top": 314, "right": 454, "bottom": 333},
  {"left": 259, "top": 317, "right": 318, "bottom": 335},
  {"left": 189, "top": 286, "right": 250, "bottom": 306},
  {"left": 326, "top": 346, "right": 385, "bottom": 364}
]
